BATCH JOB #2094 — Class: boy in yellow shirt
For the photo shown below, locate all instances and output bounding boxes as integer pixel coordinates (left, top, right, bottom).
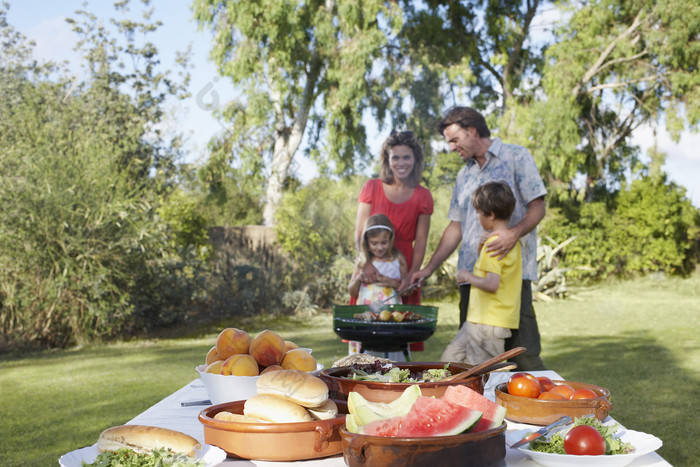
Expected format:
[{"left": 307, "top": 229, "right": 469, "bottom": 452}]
[{"left": 441, "top": 181, "right": 522, "bottom": 364}]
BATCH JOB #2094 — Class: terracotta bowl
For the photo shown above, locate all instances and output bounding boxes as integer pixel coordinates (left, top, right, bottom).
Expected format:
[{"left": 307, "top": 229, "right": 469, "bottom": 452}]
[
  {"left": 494, "top": 380, "right": 613, "bottom": 426},
  {"left": 198, "top": 399, "right": 348, "bottom": 461},
  {"left": 320, "top": 362, "right": 486, "bottom": 403},
  {"left": 340, "top": 423, "right": 507, "bottom": 467}
]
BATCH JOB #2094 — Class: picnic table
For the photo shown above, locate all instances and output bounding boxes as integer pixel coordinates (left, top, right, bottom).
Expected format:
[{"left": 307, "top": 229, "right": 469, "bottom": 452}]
[{"left": 126, "top": 370, "right": 671, "bottom": 466}]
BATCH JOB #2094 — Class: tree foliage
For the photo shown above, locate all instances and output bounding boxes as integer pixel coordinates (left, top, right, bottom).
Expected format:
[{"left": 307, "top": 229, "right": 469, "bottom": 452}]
[
  {"left": 0, "top": 1, "right": 198, "bottom": 349},
  {"left": 193, "top": 0, "right": 402, "bottom": 226},
  {"left": 540, "top": 175, "right": 700, "bottom": 279}
]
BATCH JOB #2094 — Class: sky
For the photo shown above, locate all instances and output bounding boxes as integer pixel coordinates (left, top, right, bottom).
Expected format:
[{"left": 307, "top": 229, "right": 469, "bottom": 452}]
[{"left": 5, "top": 0, "right": 699, "bottom": 207}]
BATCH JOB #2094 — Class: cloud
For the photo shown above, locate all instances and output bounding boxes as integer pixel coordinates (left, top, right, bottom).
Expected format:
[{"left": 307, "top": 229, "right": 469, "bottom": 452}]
[
  {"left": 633, "top": 125, "right": 700, "bottom": 207},
  {"left": 24, "top": 16, "right": 81, "bottom": 70}
]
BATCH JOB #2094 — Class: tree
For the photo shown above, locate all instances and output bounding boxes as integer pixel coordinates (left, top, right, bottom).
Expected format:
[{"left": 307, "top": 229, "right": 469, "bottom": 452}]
[
  {"left": 533, "top": 0, "right": 700, "bottom": 200},
  {"left": 192, "top": 0, "right": 402, "bottom": 226},
  {"left": 0, "top": 1, "right": 194, "bottom": 348},
  {"left": 390, "top": 1, "right": 700, "bottom": 204}
]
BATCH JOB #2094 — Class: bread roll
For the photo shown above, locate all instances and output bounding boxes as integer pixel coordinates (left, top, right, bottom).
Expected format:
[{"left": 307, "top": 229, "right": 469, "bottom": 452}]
[
  {"left": 244, "top": 394, "right": 313, "bottom": 423},
  {"left": 96, "top": 425, "right": 201, "bottom": 457},
  {"left": 213, "top": 411, "right": 268, "bottom": 423},
  {"left": 306, "top": 399, "right": 338, "bottom": 420},
  {"left": 256, "top": 369, "right": 328, "bottom": 408}
]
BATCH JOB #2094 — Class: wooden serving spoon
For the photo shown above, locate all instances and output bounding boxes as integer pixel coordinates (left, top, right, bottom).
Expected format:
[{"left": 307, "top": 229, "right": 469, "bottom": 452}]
[{"left": 441, "top": 346, "right": 527, "bottom": 382}]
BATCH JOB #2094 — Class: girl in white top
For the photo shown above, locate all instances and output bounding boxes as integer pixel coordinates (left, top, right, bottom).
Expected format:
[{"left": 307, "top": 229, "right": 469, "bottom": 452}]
[{"left": 349, "top": 214, "right": 408, "bottom": 305}]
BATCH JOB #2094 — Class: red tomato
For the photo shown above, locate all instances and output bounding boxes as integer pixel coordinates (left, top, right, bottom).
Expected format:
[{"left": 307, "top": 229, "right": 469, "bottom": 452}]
[
  {"left": 564, "top": 425, "right": 606, "bottom": 455},
  {"left": 538, "top": 390, "right": 567, "bottom": 400},
  {"left": 549, "top": 384, "right": 575, "bottom": 399},
  {"left": 536, "top": 376, "right": 556, "bottom": 392},
  {"left": 570, "top": 388, "right": 598, "bottom": 400},
  {"left": 507, "top": 373, "right": 541, "bottom": 398}
]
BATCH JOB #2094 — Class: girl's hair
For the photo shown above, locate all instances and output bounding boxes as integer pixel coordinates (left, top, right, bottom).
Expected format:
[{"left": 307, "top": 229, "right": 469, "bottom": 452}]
[
  {"left": 471, "top": 181, "right": 516, "bottom": 220},
  {"left": 358, "top": 213, "right": 397, "bottom": 267},
  {"left": 379, "top": 130, "right": 425, "bottom": 186}
]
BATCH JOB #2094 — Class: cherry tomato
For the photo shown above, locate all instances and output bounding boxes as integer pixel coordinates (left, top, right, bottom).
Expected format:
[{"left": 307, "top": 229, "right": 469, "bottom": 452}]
[
  {"left": 549, "top": 383, "right": 575, "bottom": 399},
  {"left": 536, "top": 376, "right": 556, "bottom": 392},
  {"left": 564, "top": 425, "right": 606, "bottom": 455},
  {"left": 507, "top": 373, "right": 541, "bottom": 398},
  {"left": 570, "top": 388, "right": 598, "bottom": 400},
  {"left": 538, "top": 390, "right": 567, "bottom": 400}
]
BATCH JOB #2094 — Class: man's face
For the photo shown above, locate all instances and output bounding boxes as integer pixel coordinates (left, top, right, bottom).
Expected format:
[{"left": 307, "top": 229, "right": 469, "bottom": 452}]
[{"left": 443, "top": 123, "right": 477, "bottom": 162}]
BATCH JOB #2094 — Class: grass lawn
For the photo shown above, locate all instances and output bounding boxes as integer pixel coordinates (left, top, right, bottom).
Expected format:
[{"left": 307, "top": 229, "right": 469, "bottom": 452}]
[{"left": 1, "top": 273, "right": 698, "bottom": 465}]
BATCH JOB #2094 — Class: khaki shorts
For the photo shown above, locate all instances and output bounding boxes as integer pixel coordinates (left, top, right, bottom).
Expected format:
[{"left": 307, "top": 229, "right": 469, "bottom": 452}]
[{"left": 441, "top": 322, "right": 512, "bottom": 365}]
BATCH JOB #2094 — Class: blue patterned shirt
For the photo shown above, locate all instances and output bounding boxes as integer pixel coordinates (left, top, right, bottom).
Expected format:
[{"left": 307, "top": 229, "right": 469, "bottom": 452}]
[{"left": 447, "top": 138, "right": 547, "bottom": 281}]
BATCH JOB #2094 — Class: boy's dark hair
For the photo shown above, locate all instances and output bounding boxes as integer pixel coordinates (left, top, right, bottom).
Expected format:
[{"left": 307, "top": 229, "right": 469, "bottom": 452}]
[
  {"left": 471, "top": 181, "right": 516, "bottom": 220},
  {"left": 436, "top": 106, "right": 491, "bottom": 138}
]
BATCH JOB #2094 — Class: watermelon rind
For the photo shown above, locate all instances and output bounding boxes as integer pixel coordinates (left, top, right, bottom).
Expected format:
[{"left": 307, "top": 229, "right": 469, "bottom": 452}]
[
  {"left": 442, "top": 384, "right": 507, "bottom": 431},
  {"left": 345, "top": 413, "right": 361, "bottom": 433},
  {"left": 348, "top": 385, "right": 421, "bottom": 426}
]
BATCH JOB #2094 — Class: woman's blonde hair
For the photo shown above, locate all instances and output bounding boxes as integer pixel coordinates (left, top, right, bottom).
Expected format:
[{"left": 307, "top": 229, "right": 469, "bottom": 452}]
[
  {"left": 358, "top": 213, "right": 397, "bottom": 268},
  {"left": 379, "top": 131, "right": 425, "bottom": 186}
]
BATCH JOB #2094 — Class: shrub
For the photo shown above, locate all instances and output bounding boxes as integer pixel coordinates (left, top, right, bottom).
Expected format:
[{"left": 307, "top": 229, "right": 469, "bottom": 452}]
[{"left": 540, "top": 175, "right": 700, "bottom": 280}]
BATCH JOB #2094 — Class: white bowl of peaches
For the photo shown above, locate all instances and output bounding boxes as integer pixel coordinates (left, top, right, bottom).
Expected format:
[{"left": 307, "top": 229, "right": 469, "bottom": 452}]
[{"left": 197, "top": 328, "right": 322, "bottom": 405}]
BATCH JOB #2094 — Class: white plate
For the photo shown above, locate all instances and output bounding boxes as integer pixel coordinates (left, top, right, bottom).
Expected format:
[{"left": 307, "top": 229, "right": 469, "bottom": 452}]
[
  {"left": 58, "top": 443, "right": 226, "bottom": 467},
  {"left": 517, "top": 429, "right": 662, "bottom": 467}
]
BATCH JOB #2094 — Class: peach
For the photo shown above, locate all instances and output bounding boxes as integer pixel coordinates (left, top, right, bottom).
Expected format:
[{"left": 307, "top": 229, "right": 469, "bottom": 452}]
[
  {"left": 281, "top": 348, "right": 317, "bottom": 372},
  {"left": 204, "top": 360, "right": 225, "bottom": 374},
  {"left": 284, "top": 340, "right": 300, "bottom": 353},
  {"left": 249, "top": 330, "right": 286, "bottom": 367},
  {"left": 205, "top": 346, "right": 221, "bottom": 365},
  {"left": 216, "top": 328, "right": 252, "bottom": 360},
  {"left": 221, "top": 354, "right": 259, "bottom": 376},
  {"left": 260, "top": 364, "right": 284, "bottom": 374}
]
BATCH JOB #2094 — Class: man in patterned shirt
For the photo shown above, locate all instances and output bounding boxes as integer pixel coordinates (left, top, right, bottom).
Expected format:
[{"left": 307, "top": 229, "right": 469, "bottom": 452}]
[{"left": 411, "top": 106, "right": 547, "bottom": 370}]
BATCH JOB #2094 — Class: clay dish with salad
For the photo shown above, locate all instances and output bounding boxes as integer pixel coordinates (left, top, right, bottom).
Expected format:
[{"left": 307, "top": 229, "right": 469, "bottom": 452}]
[{"left": 320, "top": 359, "right": 487, "bottom": 403}]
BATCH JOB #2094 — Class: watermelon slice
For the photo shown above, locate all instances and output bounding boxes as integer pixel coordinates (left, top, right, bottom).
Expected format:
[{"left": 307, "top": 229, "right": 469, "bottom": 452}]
[
  {"left": 442, "top": 384, "right": 507, "bottom": 432},
  {"left": 360, "top": 416, "right": 402, "bottom": 437},
  {"left": 396, "top": 396, "right": 482, "bottom": 437},
  {"left": 361, "top": 396, "right": 482, "bottom": 437}
]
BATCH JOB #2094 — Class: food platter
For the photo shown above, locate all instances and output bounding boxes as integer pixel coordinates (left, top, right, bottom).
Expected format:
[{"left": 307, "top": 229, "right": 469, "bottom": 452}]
[
  {"left": 340, "top": 423, "right": 507, "bottom": 467},
  {"left": 198, "top": 399, "right": 349, "bottom": 461},
  {"left": 511, "top": 428, "right": 662, "bottom": 467},
  {"left": 58, "top": 443, "right": 226, "bottom": 467},
  {"left": 320, "top": 361, "right": 486, "bottom": 403},
  {"left": 495, "top": 380, "right": 613, "bottom": 425},
  {"left": 332, "top": 304, "right": 438, "bottom": 352}
]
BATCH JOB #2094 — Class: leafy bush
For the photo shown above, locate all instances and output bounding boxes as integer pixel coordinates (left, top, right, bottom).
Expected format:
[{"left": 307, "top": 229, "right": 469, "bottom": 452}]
[
  {"left": 0, "top": 4, "right": 200, "bottom": 349},
  {"left": 275, "top": 177, "right": 360, "bottom": 306},
  {"left": 540, "top": 175, "right": 700, "bottom": 280}
]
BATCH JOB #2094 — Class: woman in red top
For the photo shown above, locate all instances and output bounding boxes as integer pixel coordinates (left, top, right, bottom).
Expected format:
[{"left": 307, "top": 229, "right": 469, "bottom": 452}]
[{"left": 354, "top": 131, "right": 434, "bottom": 306}]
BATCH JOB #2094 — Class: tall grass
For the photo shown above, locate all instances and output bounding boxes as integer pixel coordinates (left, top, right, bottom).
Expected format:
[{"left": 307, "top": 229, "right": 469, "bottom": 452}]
[{"left": 0, "top": 274, "right": 698, "bottom": 466}]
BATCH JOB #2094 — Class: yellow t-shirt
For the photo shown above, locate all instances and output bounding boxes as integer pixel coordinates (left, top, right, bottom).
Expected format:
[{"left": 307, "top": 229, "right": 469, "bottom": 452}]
[{"left": 467, "top": 235, "right": 522, "bottom": 329}]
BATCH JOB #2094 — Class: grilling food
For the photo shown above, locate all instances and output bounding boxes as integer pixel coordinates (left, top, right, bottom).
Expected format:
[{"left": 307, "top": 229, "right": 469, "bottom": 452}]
[{"left": 352, "top": 310, "right": 423, "bottom": 322}]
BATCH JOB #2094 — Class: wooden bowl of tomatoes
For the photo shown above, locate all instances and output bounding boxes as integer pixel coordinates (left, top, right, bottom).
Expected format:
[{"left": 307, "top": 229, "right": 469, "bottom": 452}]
[{"left": 494, "top": 372, "right": 612, "bottom": 426}]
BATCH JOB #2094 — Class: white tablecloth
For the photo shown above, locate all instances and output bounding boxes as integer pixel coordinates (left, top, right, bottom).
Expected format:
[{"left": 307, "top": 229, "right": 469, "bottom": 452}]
[{"left": 127, "top": 370, "right": 670, "bottom": 466}]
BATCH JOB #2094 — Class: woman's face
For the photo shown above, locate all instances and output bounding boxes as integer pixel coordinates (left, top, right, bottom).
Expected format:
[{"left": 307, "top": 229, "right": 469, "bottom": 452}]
[{"left": 388, "top": 145, "right": 415, "bottom": 182}]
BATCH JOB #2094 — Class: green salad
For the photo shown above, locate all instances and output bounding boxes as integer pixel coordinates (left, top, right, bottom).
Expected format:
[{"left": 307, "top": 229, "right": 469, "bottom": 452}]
[
  {"left": 82, "top": 448, "right": 205, "bottom": 467},
  {"left": 529, "top": 416, "right": 635, "bottom": 455},
  {"left": 348, "top": 364, "right": 451, "bottom": 382}
]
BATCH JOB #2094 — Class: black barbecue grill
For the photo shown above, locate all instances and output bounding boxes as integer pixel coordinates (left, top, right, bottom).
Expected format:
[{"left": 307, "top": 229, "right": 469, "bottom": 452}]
[{"left": 333, "top": 304, "right": 438, "bottom": 361}]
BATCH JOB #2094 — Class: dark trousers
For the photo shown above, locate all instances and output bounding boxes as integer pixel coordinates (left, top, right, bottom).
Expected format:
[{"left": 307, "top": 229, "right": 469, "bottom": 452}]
[{"left": 459, "top": 280, "right": 546, "bottom": 371}]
